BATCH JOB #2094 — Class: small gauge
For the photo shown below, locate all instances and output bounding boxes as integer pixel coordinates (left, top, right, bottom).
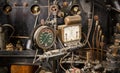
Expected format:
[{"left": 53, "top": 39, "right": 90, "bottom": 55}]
[
  {"left": 50, "top": 5, "right": 59, "bottom": 15},
  {"left": 3, "top": 4, "right": 12, "bottom": 14},
  {"left": 33, "top": 26, "right": 55, "bottom": 50},
  {"left": 71, "top": 5, "right": 81, "bottom": 15},
  {"left": 31, "top": 4, "right": 41, "bottom": 15}
]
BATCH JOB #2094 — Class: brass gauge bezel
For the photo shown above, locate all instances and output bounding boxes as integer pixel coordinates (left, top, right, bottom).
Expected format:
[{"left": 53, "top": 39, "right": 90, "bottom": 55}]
[
  {"left": 50, "top": 5, "right": 59, "bottom": 13},
  {"left": 70, "top": 4, "right": 81, "bottom": 15},
  {"left": 30, "top": 4, "right": 41, "bottom": 15},
  {"left": 3, "top": 4, "right": 12, "bottom": 15},
  {"left": 33, "top": 26, "right": 55, "bottom": 50}
]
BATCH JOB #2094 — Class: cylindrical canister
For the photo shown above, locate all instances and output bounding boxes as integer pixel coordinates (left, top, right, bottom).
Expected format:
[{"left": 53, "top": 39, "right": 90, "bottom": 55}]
[{"left": 64, "top": 15, "right": 81, "bottom": 25}]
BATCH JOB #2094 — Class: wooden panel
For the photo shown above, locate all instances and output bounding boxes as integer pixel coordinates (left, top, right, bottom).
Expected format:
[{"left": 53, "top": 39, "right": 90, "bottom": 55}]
[{"left": 11, "top": 65, "right": 35, "bottom": 73}]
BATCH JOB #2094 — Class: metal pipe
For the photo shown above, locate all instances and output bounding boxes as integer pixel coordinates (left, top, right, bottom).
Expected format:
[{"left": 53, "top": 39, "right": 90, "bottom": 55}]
[
  {"left": 113, "top": 0, "right": 120, "bottom": 10},
  {"left": 113, "top": 0, "right": 120, "bottom": 22},
  {"left": 0, "top": 26, "right": 5, "bottom": 50}
]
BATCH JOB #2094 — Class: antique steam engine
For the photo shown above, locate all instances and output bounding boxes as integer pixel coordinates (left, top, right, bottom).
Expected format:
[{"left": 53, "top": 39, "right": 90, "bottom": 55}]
[{"left": 0, "top": 0, "right": 120, "bottom": 73}]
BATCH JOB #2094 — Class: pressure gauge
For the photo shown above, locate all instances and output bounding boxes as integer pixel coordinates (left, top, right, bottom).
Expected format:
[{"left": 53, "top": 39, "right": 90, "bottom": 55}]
[
  {"left": 33, "top": 26, "right": 55, "bottom": 50},
  {"left": 71, "top": 5, "right": 81, "bottom": 15},
  {"left": 31, "top": 4, "right": 41, "bottom": 15},
  {"left": 58, "top": 25, "right": 81, "bottom": 43},
  {"left": 3, "top": 4, "right": 12, "bottom": 14}
]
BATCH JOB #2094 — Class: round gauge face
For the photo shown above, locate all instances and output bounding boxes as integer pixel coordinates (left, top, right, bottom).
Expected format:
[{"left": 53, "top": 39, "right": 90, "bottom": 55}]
[
  {"left": 3, "top": 5, "right": 12, "bottom": 14},
  {"left": 71, "top": 5, "right": 81, "bottom": 15},
  {"left": 31, "top": 5, "right": 41, "bottom": 15},
  {"left": 33, "top": 26, "right": 55, "bottom": 49}
]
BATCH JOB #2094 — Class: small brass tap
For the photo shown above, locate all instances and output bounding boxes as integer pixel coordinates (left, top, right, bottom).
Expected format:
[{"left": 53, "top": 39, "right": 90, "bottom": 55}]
[
  {"left": 16, "top": 41, "right": 23, "bottom": 51},
  {"left": 6, "top": 43, "right": 14, "bottom": 51}
]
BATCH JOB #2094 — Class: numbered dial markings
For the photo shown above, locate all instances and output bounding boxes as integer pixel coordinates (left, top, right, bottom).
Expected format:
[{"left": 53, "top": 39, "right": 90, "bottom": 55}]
[
  {"left": 39, "top": 29, "right": 54, "bottom": 47},
  {"left": 34, "top": 26, "right": 55, "bottom": 49}
]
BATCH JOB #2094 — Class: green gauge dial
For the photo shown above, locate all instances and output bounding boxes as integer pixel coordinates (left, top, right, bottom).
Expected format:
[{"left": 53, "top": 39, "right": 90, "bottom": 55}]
[{"left": 33, "top": 26, "right": 55, "bottom": 50}]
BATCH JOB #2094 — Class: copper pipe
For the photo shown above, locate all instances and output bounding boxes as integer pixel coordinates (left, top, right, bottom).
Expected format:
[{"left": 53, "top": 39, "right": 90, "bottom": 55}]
[{"left": 11, "top": 36, "right": 29, "bottom": 39}]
